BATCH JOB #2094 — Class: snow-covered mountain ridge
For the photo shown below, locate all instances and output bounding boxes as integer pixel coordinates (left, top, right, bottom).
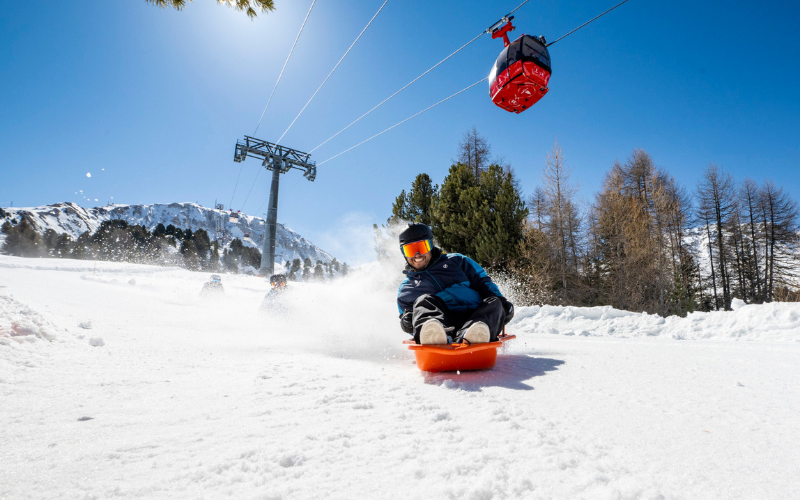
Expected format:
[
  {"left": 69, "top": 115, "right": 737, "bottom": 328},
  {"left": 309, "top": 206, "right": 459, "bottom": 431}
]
[{"left": 1, "top": 201, "right": 335, "bottom": 265}]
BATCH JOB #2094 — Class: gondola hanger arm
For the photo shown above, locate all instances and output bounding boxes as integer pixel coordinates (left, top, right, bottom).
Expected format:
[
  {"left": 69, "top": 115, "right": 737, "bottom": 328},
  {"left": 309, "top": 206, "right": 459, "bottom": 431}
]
[{"left": 491, "top": 19, "right": 515, "bottom": 47}]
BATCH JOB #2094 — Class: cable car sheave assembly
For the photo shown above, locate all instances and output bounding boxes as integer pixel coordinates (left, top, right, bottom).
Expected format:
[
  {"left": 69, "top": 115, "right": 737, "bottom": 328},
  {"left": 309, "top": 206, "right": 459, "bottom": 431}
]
[
  {"left": 229, "top": 0, "right": 631, "bottom": 276},
  {"left": 232, "top": 136, "right": 316, "bottom": 276}
]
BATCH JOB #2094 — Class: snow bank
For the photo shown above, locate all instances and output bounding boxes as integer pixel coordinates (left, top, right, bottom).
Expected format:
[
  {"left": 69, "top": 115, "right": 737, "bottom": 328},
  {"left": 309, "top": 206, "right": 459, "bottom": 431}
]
[
  {"left": 512, "top": 302, "right": 800, "bottom": 342},
  {"left": 0, "top": 289, "right": 60, "bottom": 342},
  {"left": 0, "top": 288, "right": 90, "bottom": 386}
]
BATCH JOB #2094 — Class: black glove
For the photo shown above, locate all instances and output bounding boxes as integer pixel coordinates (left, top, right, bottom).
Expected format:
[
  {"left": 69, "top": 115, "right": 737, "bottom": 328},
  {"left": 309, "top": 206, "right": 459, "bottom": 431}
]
[
  {"left": 400, "top": 311, "right": 413, "bottom": 334},
  {"left": 500, "top": 297, "right": 514, "bottom": 325}
]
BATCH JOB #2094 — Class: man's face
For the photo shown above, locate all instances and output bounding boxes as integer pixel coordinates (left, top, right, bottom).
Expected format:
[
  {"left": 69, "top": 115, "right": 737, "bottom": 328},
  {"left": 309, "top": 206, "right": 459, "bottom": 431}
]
[{"left": 407, "top": 249, "right": 432, "bottom": 270}]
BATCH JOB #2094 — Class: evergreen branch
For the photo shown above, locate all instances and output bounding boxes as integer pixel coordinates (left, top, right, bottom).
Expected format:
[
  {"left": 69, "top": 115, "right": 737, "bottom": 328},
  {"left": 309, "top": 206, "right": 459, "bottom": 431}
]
[{"left": 145, "top": 0, "right": 276, "bottom": 18}]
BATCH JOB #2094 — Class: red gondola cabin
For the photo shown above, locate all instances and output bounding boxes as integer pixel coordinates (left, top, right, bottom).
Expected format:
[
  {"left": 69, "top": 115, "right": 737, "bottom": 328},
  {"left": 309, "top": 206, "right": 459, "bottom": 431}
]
[{"left": 489, "top": 34, "right": 552, "bottom": 113}]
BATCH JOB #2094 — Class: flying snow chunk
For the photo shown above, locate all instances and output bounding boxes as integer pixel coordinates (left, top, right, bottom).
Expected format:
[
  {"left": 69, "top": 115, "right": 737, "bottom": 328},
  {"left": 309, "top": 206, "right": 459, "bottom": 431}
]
[{"left": 86, "top": 172, "right": 91, "bottom": 178}]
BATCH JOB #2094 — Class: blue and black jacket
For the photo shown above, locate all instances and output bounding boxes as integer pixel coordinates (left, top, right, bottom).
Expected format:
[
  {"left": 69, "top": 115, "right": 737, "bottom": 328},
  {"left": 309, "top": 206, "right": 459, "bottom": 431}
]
[{"left": 397, "top": 248, "right": 504, "bottom": 314}]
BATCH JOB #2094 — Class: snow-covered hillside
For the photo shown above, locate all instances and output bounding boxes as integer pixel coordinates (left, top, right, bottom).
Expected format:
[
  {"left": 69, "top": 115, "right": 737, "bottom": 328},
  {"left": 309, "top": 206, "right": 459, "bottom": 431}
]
[
  {"left": 1, "top": 254, "right": 799, "bottom": 499},
  {"left": 1, "top": 202, "right": 335, "bottom": 265}
]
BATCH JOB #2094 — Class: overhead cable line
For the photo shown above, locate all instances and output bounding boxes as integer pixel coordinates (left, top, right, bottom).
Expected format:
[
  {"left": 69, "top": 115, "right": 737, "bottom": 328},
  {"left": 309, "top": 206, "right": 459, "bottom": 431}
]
[
  {"left": 228, "top": 165, "right": 244, "bottom": 211},
  {"left": 546, "top": 0, "right": 631, "bottom": 47},
  {"left": 235, "top": 0, "right": 316, "bottom": 213},
  {"left": 276, "top": 0, "right": 390, "bottom": 145},
  {"left": 240, "top": 168, "right": 262, "bottom": 213},
  {"left": 317, "top": 77, "right": 488, "bottom": 166},
  {"left": 253, "top": 0, "right": 318, "bottom": 137},
  {"left": 309, "top": 0, "right": 531, "bottom": 154}
]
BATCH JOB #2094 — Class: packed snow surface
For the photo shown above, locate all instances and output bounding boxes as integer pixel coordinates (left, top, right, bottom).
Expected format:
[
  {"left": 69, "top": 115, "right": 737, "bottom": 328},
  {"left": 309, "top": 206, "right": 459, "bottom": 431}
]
[{"left": 1, "top": 254, "right": 799, "bottom": 499}]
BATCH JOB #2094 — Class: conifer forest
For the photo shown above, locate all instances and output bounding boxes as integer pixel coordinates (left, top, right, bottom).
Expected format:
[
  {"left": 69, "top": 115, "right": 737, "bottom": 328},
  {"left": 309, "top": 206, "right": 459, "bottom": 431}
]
[{"left": 388, "top": 128, "right": 800, "bottom": 316}]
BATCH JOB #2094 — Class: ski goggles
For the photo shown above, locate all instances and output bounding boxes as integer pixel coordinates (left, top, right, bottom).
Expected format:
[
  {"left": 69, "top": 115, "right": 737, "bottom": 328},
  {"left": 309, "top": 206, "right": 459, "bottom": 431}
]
[{"left": 401, "top": 239, "right": 432, "bottom": 258}]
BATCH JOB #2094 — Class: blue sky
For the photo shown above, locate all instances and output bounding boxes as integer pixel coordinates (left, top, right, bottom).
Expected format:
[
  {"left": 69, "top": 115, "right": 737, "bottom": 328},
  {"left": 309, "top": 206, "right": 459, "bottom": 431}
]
[{"left": 2, "top": 0, "right": 799, "bottom": 263}]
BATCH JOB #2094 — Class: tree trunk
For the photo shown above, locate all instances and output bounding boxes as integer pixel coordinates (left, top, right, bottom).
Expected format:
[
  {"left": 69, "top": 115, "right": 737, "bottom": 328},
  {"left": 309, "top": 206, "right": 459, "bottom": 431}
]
[{"left": 705, "top": 219, "right": 719, "bottom": 310}]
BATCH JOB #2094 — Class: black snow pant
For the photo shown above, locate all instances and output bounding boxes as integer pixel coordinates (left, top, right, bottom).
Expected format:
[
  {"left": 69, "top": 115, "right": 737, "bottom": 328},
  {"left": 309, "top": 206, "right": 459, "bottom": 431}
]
[{"left": 411, "top": 294, "right": 506, "bottom": 344}]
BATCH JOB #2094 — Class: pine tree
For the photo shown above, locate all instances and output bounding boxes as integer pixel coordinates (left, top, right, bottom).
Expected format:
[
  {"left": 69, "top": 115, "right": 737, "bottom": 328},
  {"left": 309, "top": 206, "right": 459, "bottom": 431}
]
[
  {"left": 72, "top": 231, "right": 93, "bottom": 259},
  {"left": 42, "top": 229, "right": 59, "bottom": 255},
  {"left": 389, "top": 190, "right": 409, "bottom": 223},
  {"left": 760, "top": 180, "right": 799, "bottom": 301},
  {"left": 54, "top": 233, "right": 73, "bottom": 258},
  {"left": 1, "top": 219, "right": 44, "bottom": 257},
  {"left": 223, "top": 248, "right": 238, "bottom": 273},
  {"left": 145, "top": 0, "right": 275, "bottom": 19},
  {"left": 181, "top": 238, "right": 201, "bottom": 270},
  {"left": 210, "top": 241, "right": 221, "bottom": 271},
  {"left": 390, "top": 174, "right": 438, "bottom": 225},
  {"left": 406, "top": 174, "right": 437, "bottom": 225},
  {"left": 740, "top": 178, "right": 764, "bottom": 301},
  {"left": 695, "top": 164, "right": 736, "bottom": 310},
  {"left": 314, "top": 263, "right": 325, "bottom": 282},
  {"left": 457, "top": 127, "right": 492, "bottom": 181},
  {"left": 290, "top": 258, "right": 302, "bottom": 279},
  {"left": 472, "top": 164, "right": 527, "bottom": 269},
  {"left": 430, "top": 163, "right": 480, "bottom": 255},
  {"left": 540, "top": 142, "right": 582, "bottom": 303}
]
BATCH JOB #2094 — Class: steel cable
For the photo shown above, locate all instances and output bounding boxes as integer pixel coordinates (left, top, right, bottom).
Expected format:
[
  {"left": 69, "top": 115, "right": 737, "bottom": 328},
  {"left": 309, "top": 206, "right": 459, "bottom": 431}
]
[
  {"left": 546, "top": 0, "right": 631, "bottom": 47},
  {"left": 253, "top": 0, "right": 317, "bottom": 136},
  {"left": 237, "top": 0, "right": 316, "bottom": 212},
  {"left": 309, "top": 0, "right": 531, "bottom": 154},
  {"left": 317, "top": 77, "right": 488, "bottom": 166},
  {"left": 277, "top": 0, "right": 390, "bottom": 145},
  {"left": 309, "top": 32, "right": 486, "bottom": 153}
]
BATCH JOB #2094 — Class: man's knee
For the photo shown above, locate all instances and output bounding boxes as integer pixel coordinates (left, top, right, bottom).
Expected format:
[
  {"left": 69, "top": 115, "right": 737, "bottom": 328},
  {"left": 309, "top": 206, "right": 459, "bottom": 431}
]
[
  {"left": 482, "top": 295, "right": 503, "bottom": 312},
  {"left": 413, "top": 294, "right": 434, "bottom": 307},
  {"left": 414, "top": 294, "right": 446, "bottom": 310}
]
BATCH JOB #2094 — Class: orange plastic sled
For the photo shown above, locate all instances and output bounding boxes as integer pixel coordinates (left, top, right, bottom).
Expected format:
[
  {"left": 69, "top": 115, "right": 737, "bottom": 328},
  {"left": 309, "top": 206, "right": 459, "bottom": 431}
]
[{"left": 404, "top": 334, "right": 516, "bottom": 372}]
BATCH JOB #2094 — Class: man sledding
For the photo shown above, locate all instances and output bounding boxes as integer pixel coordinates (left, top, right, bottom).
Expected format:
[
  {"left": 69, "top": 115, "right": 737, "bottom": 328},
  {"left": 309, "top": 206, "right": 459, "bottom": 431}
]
[
  {"left": 397, "top": 223, "right": 514, "bottom": 345},
  {"left": 260, "top": 274, "right": 289, "bottom": 313},
  {"left": 200, "top": 274, "right": 224, "bottom": 297}
]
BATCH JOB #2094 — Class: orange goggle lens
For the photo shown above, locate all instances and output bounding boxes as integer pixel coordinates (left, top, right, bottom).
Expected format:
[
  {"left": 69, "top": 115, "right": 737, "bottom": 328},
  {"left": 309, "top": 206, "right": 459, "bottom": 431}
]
[{"left": 401, "top": 239, "right": 432, "bottom": 258}]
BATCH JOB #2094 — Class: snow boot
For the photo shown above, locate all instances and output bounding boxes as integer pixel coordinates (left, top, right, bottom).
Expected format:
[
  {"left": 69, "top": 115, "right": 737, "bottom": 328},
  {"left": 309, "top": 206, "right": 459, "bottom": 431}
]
[
  {"left": 461, "top": 321, "right": 490, "bottom": 344},
  {"left": 419, "top": 319, "right": 449, "bottom": 345}
]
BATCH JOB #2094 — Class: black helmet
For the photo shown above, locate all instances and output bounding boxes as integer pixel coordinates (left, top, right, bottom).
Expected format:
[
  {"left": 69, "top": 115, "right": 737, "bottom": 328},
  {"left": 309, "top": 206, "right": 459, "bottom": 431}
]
[
  {"left": 398, "top": 223, "right": 434, "bottom": 247},
  {"left": 269, "top": 274, "right": 287, "bottom": 284}
]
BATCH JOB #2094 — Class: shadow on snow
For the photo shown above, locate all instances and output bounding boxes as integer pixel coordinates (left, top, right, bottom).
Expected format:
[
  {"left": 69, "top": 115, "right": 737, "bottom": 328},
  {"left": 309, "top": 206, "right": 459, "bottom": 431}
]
[{"left": 423, "top": 355, "right": 564, "bottom": 391}]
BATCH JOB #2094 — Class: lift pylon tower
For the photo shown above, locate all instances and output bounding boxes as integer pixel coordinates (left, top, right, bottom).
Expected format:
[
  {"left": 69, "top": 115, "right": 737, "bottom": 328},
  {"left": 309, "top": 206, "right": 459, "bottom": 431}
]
[{"left": 233, "top": 136, "right": 317, "bottom": 276}]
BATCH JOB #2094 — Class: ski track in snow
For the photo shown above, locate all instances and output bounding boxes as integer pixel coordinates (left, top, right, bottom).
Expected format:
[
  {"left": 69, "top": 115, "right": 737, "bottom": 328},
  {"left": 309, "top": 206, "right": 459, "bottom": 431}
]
[{"left": 1, "top": 255, "right": 799, "bottom": 499}]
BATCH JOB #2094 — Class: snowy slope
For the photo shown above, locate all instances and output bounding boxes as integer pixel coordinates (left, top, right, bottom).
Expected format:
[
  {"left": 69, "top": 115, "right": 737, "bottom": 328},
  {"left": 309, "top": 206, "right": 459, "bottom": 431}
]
[
  {"left": 1, "top": 202, "right": 335, "bottom": 265},
  {"left": 1, "top": 254, "right": 799, "bottom": 499}
]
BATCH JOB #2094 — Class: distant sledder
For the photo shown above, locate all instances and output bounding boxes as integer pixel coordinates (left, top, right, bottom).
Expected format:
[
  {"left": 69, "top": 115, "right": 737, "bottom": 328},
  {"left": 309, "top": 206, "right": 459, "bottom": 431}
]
[
  {"left": 260, "top": 274, "right": 289, "bottom": 313},
  {"left": 200, "top": 274, "right": 224, "bottom": 297},
  {"left": 396, "top": 224, "right": 516, "bottom": 372}
]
